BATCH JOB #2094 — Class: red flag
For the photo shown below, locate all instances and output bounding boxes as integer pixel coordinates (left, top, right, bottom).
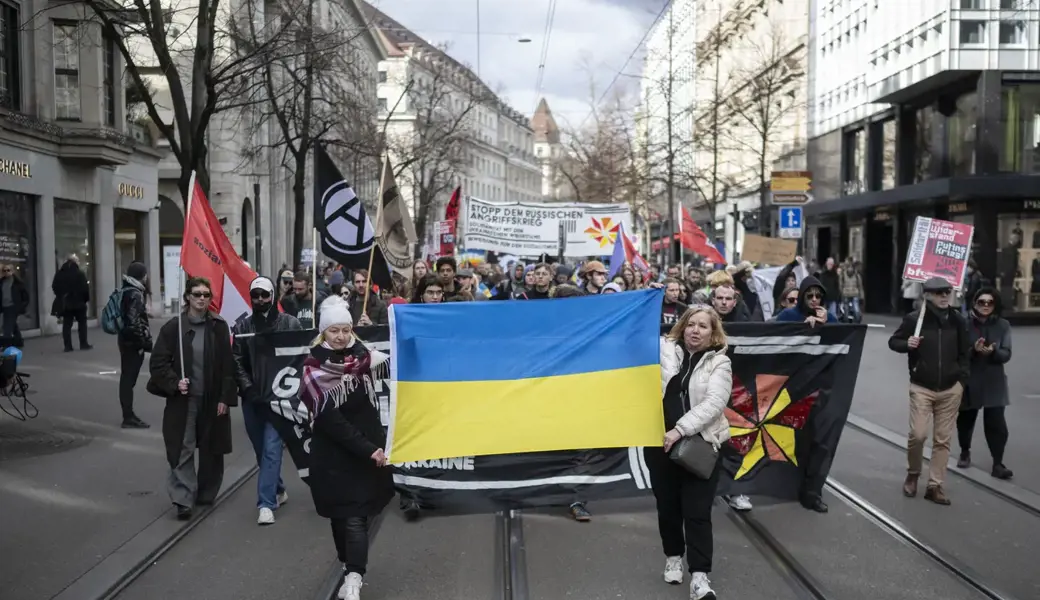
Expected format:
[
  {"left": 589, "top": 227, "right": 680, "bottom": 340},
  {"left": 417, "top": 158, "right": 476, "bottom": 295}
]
[
  {"left": 621, "top": 228, "right": 651, "bottom": 276},
  {"left": 680, "top": 206, "right": 726, "bottom": 264},
  {"left": 180, "top": 177, "right": 259, "bottom": 322}
]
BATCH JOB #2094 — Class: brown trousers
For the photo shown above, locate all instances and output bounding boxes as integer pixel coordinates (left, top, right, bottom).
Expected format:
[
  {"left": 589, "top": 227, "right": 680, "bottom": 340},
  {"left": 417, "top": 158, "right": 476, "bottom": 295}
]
[{"left": 907, "top": 382, "right": 963, "bottom": 488}]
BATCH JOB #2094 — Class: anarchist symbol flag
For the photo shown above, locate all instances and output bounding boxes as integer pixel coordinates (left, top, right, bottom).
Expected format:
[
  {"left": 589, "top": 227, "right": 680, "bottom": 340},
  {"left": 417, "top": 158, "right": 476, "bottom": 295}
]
[{"left": 313, "top": 145, "right": 393, "bottom": 289}]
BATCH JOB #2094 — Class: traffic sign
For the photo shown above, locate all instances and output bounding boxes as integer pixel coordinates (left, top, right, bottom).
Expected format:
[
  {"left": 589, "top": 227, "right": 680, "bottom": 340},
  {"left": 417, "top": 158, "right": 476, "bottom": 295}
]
[
  {"left": 778, "top": 206, "right": 803, "bottom": 239},
  {"left": 771, "top": 170, "right": 814, "bottom": 205}
]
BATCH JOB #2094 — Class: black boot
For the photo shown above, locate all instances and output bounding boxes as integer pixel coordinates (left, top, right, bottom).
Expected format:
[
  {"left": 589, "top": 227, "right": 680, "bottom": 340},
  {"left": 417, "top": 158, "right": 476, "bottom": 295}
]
[
  {"left": 176, "top": 505, "right": 193, "bottom": 520},
  {"left": 121, "top": 415, "right": 151, "bottom": 429},
  {"left": 956, "top": 451, "right": 970, "bottom": 469},
  {"left": 992, "top": 464, "right": 1013, "bottom": 480}
]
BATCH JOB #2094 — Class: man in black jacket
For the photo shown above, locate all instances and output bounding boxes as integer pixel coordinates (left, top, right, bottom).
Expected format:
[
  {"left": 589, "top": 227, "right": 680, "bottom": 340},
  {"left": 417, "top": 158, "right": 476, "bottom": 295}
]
[
  {"left": 52, "top": 254, "right": 92, "bottom": 352},
  {"left": 889, "top": 276, "right": 970, "bottom": 506},
  {"left": 118, "top": 262, "right": 153, "bottom": 429},
  {"left": 233, "top": 276, "right": 302, "bottom": 525}
]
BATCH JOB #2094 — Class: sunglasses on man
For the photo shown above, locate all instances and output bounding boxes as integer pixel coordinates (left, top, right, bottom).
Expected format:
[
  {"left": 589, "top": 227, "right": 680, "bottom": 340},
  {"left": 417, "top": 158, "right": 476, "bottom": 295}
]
[
  {"left": 804, "top": 292, "right": 822, "bottom": 300},
  {"left": 250, "top": 290, "right": 272, "bottom": 300}
]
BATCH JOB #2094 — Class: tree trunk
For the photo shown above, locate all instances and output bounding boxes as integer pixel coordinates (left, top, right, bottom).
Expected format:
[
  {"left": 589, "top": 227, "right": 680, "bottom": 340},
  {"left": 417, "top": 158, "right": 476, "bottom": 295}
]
[
  {"left": 292, "top": 164, "right": 307, "bottom": 268},
  {"left": 414, "top": 181, "right": 432, "bottom": 259},
  {"left": 176, "top": 152, "right": 211, "bottom": 204}
]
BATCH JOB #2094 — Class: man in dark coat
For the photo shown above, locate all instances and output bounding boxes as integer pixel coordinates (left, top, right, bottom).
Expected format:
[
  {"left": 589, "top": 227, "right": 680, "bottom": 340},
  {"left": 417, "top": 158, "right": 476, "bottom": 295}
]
[
  {"left": 51, "top": 254, "right": 92, "bottom": 352},
  {"left": 147, "top": 276, "right": 237, "bottom": 520},
  {"left": 118, "top": 262, "right": 153, "bottom": 429},
  {"left": 0, "top": 263, "right": 30, "bottom": 342}
]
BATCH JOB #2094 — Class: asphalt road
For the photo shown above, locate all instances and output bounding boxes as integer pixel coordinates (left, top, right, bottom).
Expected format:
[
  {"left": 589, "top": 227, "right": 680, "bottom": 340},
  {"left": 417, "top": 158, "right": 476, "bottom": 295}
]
[{"left": 5, "top": 322, "right": 1038, "bottom": 600}]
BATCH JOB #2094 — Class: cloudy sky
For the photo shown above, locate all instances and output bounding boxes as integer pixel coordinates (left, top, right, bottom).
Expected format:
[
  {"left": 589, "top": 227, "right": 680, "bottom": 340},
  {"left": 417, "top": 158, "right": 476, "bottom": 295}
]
[{"left": 370, "top": 0, "right": 668, "bottom": 131}]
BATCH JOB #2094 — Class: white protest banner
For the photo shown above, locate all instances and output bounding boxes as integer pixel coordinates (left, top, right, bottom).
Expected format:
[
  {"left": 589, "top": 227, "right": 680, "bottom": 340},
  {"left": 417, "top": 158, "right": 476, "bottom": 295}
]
[{"left": 462, "top": 197, "right": 632, "bottom": 257}]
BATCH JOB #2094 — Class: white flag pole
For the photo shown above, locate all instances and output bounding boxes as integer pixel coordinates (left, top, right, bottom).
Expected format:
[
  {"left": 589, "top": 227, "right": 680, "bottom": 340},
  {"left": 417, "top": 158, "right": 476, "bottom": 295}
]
[{"left": 178, "top": 170, "right": 197, "bottom": 382}]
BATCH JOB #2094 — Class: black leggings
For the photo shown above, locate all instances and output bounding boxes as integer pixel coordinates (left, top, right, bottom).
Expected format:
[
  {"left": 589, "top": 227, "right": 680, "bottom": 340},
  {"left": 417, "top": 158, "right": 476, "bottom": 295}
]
[
  {"left": 330, "top": 514, "right": 382, "bottom": 576},
  {"left": 957, "top": 407, "right": 1009, "bottom": 465},
  {"left": 644, "top": 446, "right": 720, "bottom": 573}
]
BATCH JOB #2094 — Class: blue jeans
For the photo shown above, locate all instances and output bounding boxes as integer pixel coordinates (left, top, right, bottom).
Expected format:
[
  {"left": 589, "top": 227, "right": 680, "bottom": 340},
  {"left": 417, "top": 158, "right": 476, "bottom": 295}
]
[
  {"left": 846, "top": 297, "right": 861, "bottom": 321},
  {"left": 826, "top": 301, "right": 838, "bottom": 317},
  {"left": 241, "top": 401, "right": 285, "bottom": 510}
]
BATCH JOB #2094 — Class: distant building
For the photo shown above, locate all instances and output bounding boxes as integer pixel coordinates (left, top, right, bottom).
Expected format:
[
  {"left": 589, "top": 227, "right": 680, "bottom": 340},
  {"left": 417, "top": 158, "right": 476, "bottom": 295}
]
[{"left": 530, "top": 98, "right": 568, "bottom": 200}]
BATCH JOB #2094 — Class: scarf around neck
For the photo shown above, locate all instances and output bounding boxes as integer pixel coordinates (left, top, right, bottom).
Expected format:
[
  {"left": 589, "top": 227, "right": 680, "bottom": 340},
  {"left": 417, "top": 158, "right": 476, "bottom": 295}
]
[{"left": 299, "top": 338, "right": 380, "bottom": 427}]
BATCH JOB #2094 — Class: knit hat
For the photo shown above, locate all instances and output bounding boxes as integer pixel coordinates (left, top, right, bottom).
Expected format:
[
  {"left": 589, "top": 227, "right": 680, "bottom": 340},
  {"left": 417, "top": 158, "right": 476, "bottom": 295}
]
[
  {"left": 249, "top": 276, "right": 275, "bottom": 294},
  {"left": 318, "top": 295, "right": 353, "bottom": 333},
  {"left": 328, "top": 270, "right": 345, "bottom": 287},
  {"left": 603, "top": 282, "right": 624, "bottom": 293},
  {"left": 126, "top": 261, "right": 148, "bottom": 281}
]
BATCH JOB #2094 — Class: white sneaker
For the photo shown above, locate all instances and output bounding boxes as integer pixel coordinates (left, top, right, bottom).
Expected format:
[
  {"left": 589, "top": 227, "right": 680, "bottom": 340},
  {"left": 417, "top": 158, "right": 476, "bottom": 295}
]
[
  {"left": 690, "top": 572, "right": 716, "bottom": 600},
  {"left": 728, "top": 495, "right": 753, "bottom": 511},
  {"left": 663, "top": 556, "right": 684, "bottom": 584},
  {"left": 337, "top": 572, "right": 362, "bottom": 600},
  {"left": 257, "top": 507, "right": 275, "bottom": 525},
  {"left": 276, "top": 490, "right": 289, "bottom": 507}
]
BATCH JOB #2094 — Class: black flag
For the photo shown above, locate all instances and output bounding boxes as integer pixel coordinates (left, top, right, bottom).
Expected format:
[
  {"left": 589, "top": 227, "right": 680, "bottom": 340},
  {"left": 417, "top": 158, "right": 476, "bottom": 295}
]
[{"left": 313, "top": 145, "right": 393, "bottom": 288}]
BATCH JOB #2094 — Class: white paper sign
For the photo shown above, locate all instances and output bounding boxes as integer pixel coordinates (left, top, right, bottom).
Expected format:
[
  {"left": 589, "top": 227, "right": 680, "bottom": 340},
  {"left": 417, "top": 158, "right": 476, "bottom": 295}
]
[
  {"left": 462, "top": 197, "right": 632, "bottom": 257},
  {"left": 162, "top": 246, "right": 182, "bottom": 308}
]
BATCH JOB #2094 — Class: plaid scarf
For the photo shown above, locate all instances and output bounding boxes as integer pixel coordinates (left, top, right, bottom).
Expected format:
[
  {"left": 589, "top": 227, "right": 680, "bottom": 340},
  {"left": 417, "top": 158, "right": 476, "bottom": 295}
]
[{"left": 299, "top": 341, "right": 373, "bottom": 428}]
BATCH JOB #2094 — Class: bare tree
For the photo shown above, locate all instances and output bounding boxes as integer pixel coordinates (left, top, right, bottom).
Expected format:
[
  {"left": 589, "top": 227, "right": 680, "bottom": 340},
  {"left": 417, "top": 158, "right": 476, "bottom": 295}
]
[
  {"left": 722, "top": 29, "right": 806, "bottom": 236},
  {"left": 234, "top": 0, "right": 380, "bottom": 263},
  {"left": 380, "top": 46, "right": 493, "bottom": 256},
  {"left": 557, "top": 91, "right": 641, "bottom": 205},
  {"left": 74, "top": 0, "right": 279, "bottom": 197}
]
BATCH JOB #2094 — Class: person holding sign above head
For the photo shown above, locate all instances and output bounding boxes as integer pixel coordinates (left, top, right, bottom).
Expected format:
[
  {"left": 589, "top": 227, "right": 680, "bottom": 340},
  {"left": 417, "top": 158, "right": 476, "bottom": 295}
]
[
  {"left": 888, "top": 277, "right": 970, "bottom": 506},
  {"left": 298, "top": 296, "right": 393, "bottom": 600}
]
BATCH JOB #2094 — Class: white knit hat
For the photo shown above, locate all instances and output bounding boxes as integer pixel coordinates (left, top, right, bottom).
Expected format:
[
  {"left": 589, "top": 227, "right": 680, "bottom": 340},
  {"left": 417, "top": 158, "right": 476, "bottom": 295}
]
[{"left": 318, "top": 295, "right": 353, "bottom": 332}]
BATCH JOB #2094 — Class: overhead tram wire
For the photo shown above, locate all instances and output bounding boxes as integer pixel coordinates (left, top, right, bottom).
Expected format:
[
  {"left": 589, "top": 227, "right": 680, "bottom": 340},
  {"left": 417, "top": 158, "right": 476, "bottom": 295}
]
[
  {"left": 534, "top": 0, "right": 558, "bottom": 97},
  {"left": 577, "top": 0, "right": 671, "bottom": 130}
]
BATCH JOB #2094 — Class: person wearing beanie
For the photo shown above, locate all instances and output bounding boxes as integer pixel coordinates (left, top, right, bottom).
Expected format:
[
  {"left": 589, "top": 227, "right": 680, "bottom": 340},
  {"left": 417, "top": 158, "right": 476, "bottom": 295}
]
[
  {"left": 232, "top": 275, "right": 302, "bottom": 525},
  {"left": 117, "top": 261, "right": 153, "bottom": 429},
  {"left": 299, "top": 295, "right": 393, "bottom": 600}
]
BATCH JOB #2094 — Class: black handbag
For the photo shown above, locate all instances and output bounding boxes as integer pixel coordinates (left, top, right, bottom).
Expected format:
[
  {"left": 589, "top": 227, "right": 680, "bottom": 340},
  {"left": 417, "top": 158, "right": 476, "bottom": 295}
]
[{"left": 669, "top": 434, "right": 718, "bottom": 479}]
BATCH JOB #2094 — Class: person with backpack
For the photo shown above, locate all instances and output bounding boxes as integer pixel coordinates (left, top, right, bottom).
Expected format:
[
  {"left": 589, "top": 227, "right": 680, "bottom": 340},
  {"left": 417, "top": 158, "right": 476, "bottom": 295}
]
[{"left": 108, "top": 262, "right": 153, "bottom": 429}]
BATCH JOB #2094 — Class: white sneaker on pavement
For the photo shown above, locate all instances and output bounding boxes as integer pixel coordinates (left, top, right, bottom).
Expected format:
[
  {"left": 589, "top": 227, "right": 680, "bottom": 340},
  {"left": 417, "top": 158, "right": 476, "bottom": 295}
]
[
  {"left": 690, "top": 572, "right": 716, "bottom": 600},
  {"left": 664, "top": 556, "right": 684, "bottom": 584},
  {"left": 338, "top": 572, "right": 362, "bottom": 600},
  {"left": 728, "top": 495, "right": 753, "bottom": 511},
  {"left": 277, "top": 490, "right": 289, "bottom": 507},
  {"left": 257, "top": 507, "right": 275, "bottom": 525}
]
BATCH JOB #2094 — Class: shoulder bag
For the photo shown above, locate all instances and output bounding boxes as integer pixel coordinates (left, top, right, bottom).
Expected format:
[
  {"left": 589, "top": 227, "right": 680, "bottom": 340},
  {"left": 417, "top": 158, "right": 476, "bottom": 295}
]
[{"left": 669, "top": 435, "right": 718, "bottom": 479}]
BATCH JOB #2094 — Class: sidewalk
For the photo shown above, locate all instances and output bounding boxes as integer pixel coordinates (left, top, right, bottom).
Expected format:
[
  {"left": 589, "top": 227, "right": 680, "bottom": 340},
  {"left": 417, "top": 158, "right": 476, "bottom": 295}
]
[{"left": 0, "top": 331, "right": 255, "bottom": 600}]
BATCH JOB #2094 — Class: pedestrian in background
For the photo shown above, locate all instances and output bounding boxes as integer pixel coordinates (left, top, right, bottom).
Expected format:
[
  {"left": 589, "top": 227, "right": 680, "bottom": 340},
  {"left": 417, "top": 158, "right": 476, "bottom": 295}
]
[
  {"left": 957, "top": 287, "right": 1013, "bottom": 480},
  {"left": 650, "top": 305, "right": 732, "bottom": 600},
  {"left": 840, "top": 261, "right": 864, "bottom": 322},
  {"left": 0, "top": 263, "right": 29, "bottom": 343},
  {"left": 148, "top": 277, "right": 236, "bottom": 520},
  {"left": 233, "top": 276, "right": 301, "bottom": 525},
  {"left": 889, "top": 277, "right": 969, "bottom": 505},
  {"left": 118, "top": 261, "right": 153, "bottom": 429},
  {"left": 818, "top": 257, "right": 841, "bottom": 316},
  {"left": 52, "top": 254, "right": 92, "bottom": 352},
  {"left": 300, "top": 297, "right": 393, "bottom": 600},
  {"left": 901, "top": 278, "right": 922, "bottom": 313}
]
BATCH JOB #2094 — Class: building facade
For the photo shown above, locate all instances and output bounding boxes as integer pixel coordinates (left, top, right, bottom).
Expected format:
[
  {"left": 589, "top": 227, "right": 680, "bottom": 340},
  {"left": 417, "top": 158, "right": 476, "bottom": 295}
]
[
  {"left": 531, "top": 98, "right": 567, "bottom": 200},
  {"left": 143, "top": 0, "right": 382, "bottom": 296},
  {"left": 365, "top": 0, "right": 541, "bottom": 241},
  {"left": 805, "top": 0, "right": 1040, "bottom": 319},
  {"left": 0, "top": 1, "right": 163, "bottom": 336}
]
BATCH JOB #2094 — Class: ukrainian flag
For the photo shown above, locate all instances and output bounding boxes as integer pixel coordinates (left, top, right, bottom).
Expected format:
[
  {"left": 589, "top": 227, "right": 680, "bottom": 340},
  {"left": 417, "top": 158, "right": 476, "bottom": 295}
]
[{"left": 386, "top": 289, "right": 665, "bottom": 463}]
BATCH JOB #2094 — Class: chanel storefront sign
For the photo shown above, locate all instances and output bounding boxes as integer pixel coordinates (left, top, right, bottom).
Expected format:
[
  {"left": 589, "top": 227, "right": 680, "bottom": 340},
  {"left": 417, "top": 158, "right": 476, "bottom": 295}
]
[
  {"left": 118, "top": 183, "right": 145, "bottom": 198},
  {"left": 0, "top": 159, "right": 31, "bottom": 178}
]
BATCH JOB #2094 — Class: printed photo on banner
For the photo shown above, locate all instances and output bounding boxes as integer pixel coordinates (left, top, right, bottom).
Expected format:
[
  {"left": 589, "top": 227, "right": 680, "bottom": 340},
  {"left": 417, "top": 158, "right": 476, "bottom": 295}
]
[
  {"left": 462, "top": 197, "right": 632, "bottom": 257},
  {"left": 902, "top": 216, "right": 975, "bottom": 289}
]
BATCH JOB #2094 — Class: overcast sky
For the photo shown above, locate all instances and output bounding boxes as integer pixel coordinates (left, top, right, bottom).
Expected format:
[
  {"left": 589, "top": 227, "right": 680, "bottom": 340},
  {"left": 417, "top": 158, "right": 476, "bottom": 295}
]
[{"left": 370, "top": 0, "right": 668, "bottom": 131}]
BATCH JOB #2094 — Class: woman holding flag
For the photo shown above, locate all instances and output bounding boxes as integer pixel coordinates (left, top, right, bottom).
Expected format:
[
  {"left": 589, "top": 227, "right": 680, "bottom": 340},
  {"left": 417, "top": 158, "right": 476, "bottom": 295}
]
[{"left": 300, "top": 296, "right": 393, "bottom": 600}]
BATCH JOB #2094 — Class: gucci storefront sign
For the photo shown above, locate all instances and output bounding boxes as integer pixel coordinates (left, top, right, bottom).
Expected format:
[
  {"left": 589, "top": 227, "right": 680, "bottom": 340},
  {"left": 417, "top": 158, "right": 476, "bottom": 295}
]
[
  {"left": 118, "top": 183, "right": 145, "bottom": 198},
  {"left": 0, "top": 159, "right": 31, "bottom": 178}
]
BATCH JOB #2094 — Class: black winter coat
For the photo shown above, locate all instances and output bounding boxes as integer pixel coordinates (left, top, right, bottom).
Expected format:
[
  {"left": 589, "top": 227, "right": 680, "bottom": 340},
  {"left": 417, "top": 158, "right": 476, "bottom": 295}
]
[
  {"left": 889, "top": 304, "right": 970, "bottom": 392},
  {"left": 51, "top": 262, "right": 90, "bottom": 313},
  {"left": 305, "top": 344, "right": 395, "bottom": 519},
  {"left": 231, "top": 309, "right": 301, "bottom": 400},
  {"left": 147, "top": 313, "right": 238, "bottom": 466},
  {"left": 818, "top": 268, "right": 841, "bottom": 301},
  {"left": 118, "top": 279, "right": 152, "bottom": 352},
  {"left": 0, "top": 275, "right": 30, "bottom": 314},
  {"left": 964, "top": 313, "right": 1012, "bottom": 410}
]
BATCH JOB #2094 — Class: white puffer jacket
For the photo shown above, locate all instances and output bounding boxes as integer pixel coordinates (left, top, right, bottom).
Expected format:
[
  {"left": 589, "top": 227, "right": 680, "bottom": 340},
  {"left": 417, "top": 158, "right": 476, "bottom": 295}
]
[{"left": 660, "top": 338, "right": 733, "bottom": 447}]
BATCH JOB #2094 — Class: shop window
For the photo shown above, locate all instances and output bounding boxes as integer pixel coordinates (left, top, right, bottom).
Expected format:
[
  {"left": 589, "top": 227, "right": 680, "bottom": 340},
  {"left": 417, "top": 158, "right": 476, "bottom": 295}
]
[
  {"left": 881, "top": 118, "right": 896, "bottom": 190},
  {"left": 0, "top": 1, "right": 20, "bottom": 110},
  {"left": 0, "top": 193, "right": 37, "bottom": 330},
  {"left": 999, "top": 84, "right": 1040, "bottom": 173},
  {"left": 914, "top": 106, "right": 936, "bottom": 183},
  {"left": 53, "top": 200, "right": 96, "bottom": 318},
  {"left": 948, "top": 92, "right": 977, "bottom": 176},
  {"left": 53, "top": 22, "right": 81, "bottom": 121},
  {"left": 995, "top": 214, "right": 1040, "bottom": 312}
]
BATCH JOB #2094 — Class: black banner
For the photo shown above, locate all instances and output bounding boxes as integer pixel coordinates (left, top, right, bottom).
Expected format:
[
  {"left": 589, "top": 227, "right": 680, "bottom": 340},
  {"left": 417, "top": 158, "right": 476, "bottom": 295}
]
[{"left": 246, "top": 323, "right": 865, "bottom": 514}]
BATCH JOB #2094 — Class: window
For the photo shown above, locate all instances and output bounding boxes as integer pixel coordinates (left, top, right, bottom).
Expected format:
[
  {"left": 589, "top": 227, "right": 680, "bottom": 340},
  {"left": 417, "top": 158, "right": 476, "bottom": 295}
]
[
  {"left": 53, "top": 22, "right": 80, "bottom": 120},
  {"left": 1000, "top": 0, "right": 1019, "bottom": 8},
  {"left": 378, "top": 97, "right": 387, "bottom": 111},
  {"left": 960, "top": 0, "right": 982, "bottom": 8},
  {"left": 999, "top": 21, "right": 1024, "bottom": 44},
  {"left": 995, "top": 214, "right": 1040, "bottom": 313},
  {"left": 103, "top": 36, "right": 116, "bottom": 126},
  {"left": 959, "top": 20, "right": 986, "bottom": 44},
  {"left": 53, "top": 200, "right": 97, "bottom": 317},
  {"left": 378, "top": 70, "right": 387, "bottom": 83},
  {"left": 0, "top": 1, "right": 19, "bottom": 110}
]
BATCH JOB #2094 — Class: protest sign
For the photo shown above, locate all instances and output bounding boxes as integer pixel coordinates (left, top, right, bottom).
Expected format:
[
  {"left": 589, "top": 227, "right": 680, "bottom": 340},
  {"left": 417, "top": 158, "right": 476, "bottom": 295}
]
[
  {"left": 741, "top": 234, "right": 798, "bottom": 265},
  {"left": 902, "top": 216, "right": 974, "bottom": 289},
  {"left": 461, "top": 197, "right": 632, "bottom": 257}
]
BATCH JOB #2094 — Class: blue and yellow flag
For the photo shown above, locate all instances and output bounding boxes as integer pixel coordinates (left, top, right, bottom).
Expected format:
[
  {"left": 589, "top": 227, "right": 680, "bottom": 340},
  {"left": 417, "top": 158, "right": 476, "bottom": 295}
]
[{"left": 386, "top": 289, "right": 665, "bottom": 463}]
